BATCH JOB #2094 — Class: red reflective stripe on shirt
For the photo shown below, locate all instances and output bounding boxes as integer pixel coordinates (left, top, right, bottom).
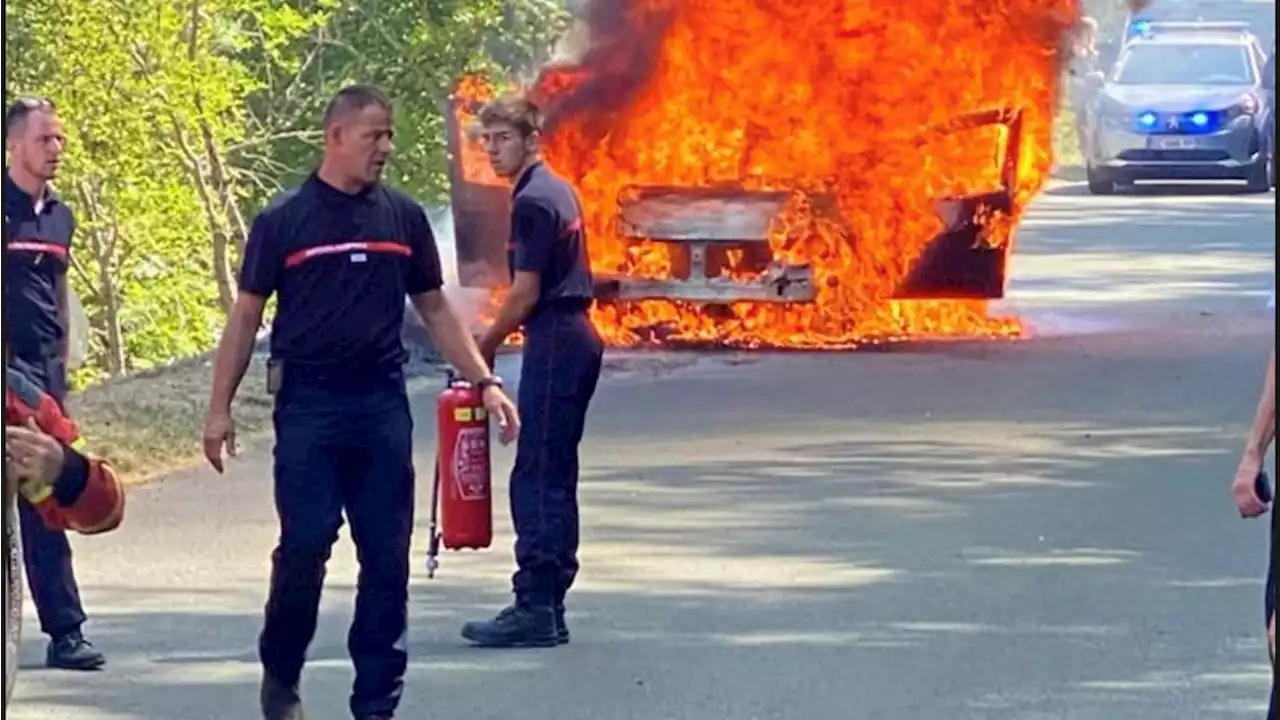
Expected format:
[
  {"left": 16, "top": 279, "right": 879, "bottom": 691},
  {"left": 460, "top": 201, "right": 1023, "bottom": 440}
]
[
  {"left": 7, "top": 241, "right": 68, "bottom": 259},
  {"left": 283, "top": 240, "right": 411, "bottom": 269}
]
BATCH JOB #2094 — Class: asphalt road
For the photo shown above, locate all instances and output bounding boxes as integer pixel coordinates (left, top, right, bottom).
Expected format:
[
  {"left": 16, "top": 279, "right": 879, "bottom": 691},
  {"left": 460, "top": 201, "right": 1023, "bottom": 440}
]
[{"left": 8, "top": 181, "right": 1277, "bottom": 720}]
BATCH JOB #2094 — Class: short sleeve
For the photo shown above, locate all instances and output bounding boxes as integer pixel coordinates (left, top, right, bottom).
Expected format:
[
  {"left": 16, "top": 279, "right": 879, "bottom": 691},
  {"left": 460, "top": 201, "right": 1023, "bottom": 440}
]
[
  {"left": 237, "top": 211, "right": 282, "bottom": 296},
  {"left": 511, "top": 199, "right": 557, "bottom": 275},
  {"left": 404, "top": 202, "right": 443, "bottom": 295}
]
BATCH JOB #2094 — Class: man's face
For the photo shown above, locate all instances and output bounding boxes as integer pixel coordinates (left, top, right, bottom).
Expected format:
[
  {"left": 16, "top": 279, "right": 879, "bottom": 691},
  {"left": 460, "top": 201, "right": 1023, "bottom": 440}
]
[
  {"left": 480, "top": 122, "right": 535, "bottom": 179},
  {"left": 6, "top": 110, "right": 65, "bottom": 182},
  {"left": 332, "top": 105, "right": 394, "bottom": 185}
]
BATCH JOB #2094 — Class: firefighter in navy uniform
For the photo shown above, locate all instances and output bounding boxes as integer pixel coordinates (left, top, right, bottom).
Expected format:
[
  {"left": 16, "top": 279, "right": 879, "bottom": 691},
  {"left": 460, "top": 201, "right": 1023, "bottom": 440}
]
[
  {"left": 461, "top": 94, "right": 605, "bottom": 648},
  {"left": 201, "top": 85, "right": 518, "bottom": 720},
  {"left": 3, "top": 97, "right": 107, "bottom": 672}
]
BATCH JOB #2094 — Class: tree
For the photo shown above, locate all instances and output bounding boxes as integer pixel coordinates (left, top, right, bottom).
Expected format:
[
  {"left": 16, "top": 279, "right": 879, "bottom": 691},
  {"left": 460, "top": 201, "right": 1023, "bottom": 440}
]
[
  {"left": 240, "top": 0, "right": 572, "bottom": 207},
  {"left": 4, "top": 0, "right": 570, "bottom": 384},
  {"left": 6, "top": 0, "right": 322, "bottom": 380}
]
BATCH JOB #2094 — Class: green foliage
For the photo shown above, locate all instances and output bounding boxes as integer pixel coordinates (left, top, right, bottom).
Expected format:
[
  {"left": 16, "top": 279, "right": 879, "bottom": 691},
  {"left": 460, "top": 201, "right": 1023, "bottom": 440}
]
[
  {"left": 238, "top": 0, "right": 571, "bottom": 209},
  {"left": 5, "top": 0, "right": 567, "bottom": 387}
]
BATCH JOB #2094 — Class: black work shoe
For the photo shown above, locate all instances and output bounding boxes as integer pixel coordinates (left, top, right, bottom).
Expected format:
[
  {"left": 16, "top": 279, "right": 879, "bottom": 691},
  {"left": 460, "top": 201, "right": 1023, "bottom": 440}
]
[
  {"left": 260, "top": 674, "right": 305, "bottom": 720},
  {"left": 461, "top": 604, "right": 558, "bottom": 648},
  {"left": 45, "top": 631, "right": 106, "bottom": 670},
  {"left": 554, "top": 603, "right": 570, "bottom": 645},
  {"left": 357, "top": 716, "right": 392, "bottom": 720}
]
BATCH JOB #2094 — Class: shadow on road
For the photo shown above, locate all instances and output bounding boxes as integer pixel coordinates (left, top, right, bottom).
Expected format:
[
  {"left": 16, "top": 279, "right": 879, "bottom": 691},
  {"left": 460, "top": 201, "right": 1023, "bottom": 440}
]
[
  {"left": 12, "top": 399, "right": 1274, "bottom": 717},
  {"left": 8, "top": 290, "right": 1277, "bottom": 719},
  {"left": 1007, "top": 182, "right": 1275, "bottom": 315},
  {"left": 1043, "top": 182, "right": 1271, "bottom": 199}
]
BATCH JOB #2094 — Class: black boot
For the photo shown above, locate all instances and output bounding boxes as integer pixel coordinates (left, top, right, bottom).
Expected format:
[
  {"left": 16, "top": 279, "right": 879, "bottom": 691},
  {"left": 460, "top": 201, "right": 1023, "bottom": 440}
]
[
  {"left": 554, "top": 602, "right": 569, "bottom": 645},
  {"left": 45, "top": 630, "right": 105, "bottom": 670},
  {"left": 260, "top": 674, "right": 305, "bottom": 720},
  {"left": 460, "top": 603, "right": 558, "bottom": 648}
]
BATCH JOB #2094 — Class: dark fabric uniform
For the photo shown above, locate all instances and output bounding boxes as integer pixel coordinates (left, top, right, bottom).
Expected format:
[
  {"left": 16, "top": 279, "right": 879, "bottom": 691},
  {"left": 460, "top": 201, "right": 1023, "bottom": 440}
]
[
  {"left": 239, "top": 173, "right": 443, "bottom": 718},
  {"left": 506, "top": 162, "right": 604, "bottom": 609},
  {"left": 1268, "top": 497, "right": 1277, "bottom": 720},
  {"left": 3, "top": 171, "right": 88, "bottom": 641}
]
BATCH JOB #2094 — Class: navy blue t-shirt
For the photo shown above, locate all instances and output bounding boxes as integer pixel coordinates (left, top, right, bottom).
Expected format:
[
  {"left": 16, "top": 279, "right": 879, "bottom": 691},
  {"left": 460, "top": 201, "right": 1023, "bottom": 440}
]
[
  {"left": 238, "top": 173, "right": 444, "bottom": 375},
  {"left": 3, "top": 171, "right": 75, "bottom": 395},
  {"left": 508, "top": 162, "right": 594, "bottom": 315}
]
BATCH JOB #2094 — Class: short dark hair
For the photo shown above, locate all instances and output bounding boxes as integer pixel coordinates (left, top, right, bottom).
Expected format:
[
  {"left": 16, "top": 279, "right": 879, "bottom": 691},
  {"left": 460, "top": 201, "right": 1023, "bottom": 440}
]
[
  {"left": 477, "top": 94, "right": 543, "bottom": 138},
  {"left": 5, "top": 96, "right": 57, "bottom": 135},
  {"left": 322, "top": 84, "right": 393, "bottom": 129}
]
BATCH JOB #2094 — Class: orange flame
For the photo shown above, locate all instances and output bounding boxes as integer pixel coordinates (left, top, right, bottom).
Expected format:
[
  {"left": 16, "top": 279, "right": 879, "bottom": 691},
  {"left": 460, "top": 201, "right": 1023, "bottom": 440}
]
[{"left": 457, "top": 0, "right": 1083, "bottom": 349}]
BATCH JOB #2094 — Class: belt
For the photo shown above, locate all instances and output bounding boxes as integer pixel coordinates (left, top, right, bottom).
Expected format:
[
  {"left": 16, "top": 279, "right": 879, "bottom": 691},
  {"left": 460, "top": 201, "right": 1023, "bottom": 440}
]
[
  {"left": 276, "top": 360, "right": 404, "bottom": 390},
  {"left": 536, "top": 297, "right": 591, "bottom": 315}
]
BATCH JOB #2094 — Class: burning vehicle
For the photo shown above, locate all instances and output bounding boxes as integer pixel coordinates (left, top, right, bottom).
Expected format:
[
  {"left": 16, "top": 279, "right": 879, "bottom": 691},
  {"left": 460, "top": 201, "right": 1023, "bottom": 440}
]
[{"left": 445, "top": 1, "right": 1083, "bottom": 350}]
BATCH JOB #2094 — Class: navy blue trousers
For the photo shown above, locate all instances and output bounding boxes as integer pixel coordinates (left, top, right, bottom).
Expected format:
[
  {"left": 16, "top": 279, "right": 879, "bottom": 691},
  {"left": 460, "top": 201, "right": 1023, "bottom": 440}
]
[
  {"left": 509, "top": 307, "right": 604, "bottom": 607},
  {"left": 258, "top": 371, "right": 415, "bottom": 718},
  {"left": 1268, "top": 505, "right": 1277, "bottom": 720},
  {"left": 15, "top": 356, "right": 86, "bottom": 639}
]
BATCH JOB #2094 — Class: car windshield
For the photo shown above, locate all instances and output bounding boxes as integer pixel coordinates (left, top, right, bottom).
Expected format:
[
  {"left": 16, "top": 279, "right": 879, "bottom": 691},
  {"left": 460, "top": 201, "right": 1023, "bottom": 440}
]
[
  {"left": 1115, "top": 43, "right": 1256, "bottom": 84},
  {"left": 1128, "top": 1, "right": 1276, "bottom": 45}
]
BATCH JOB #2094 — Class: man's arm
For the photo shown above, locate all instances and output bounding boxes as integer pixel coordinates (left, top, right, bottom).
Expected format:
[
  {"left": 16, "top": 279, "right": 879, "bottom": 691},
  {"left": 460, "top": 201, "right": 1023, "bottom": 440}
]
[
  {"left": 479, "top": 199, "right": 555, "bottom": 355},
  {"left": 56, "top": 274, "right": 70, "bottom": 365},
  {"left": 479, "top": 272, "right": 540, "bottom": 358},
  {"left": 1244, "top": 344, "right": 1276, "bottom": 462},
  {"left": 209, "top": 210, "right": 279, "bottom": 413},
  {"left": 403, "top": 199, "right": 496, "bottom": 382},
  {"left": 409, "top": 290, "right": 494, "bottom": 382},
  {"left": 208, "top": 293, "right": 268, "bottom": 413}
]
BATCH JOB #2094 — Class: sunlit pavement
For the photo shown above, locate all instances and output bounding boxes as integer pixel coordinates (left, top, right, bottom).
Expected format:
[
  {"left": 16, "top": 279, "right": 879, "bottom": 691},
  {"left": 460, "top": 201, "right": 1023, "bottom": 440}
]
[{"left": 8, "top": 181, "right": 1277, "bottom": 719}]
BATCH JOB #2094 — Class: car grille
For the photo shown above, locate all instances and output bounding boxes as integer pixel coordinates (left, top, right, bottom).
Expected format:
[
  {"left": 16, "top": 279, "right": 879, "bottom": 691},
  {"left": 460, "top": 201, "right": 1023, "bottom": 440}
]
[{"left": 1116, "top": 149, "right": 1232, "bottom": 162}]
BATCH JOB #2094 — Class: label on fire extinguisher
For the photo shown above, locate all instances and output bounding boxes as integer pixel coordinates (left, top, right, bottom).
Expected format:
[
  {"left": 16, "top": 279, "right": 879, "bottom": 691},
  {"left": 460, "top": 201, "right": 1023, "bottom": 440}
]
[{"left": 452, "top": 426, "right": 489, "bottom": 501}]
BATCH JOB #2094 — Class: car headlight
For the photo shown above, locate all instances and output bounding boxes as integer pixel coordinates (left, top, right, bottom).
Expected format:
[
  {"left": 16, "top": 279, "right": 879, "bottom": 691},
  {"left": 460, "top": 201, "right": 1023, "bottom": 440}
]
[{"left": 1226, "top": 95, "right": 1260, "bottom": 119}]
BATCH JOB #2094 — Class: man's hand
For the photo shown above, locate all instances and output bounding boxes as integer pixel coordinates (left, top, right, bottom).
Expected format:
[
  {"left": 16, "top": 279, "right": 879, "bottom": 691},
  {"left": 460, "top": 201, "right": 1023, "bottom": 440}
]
[
  {"left": 5, "top": 420, "right": 67, "bottom": 488},
  {"left": 1231, "top": 450, "right": 1269, "bottom": 518},
  {"left": 482, "top": 385, "right": 520, "bottom": 445},
  {"left": 1269, "top": 611, "right": 1275, "bottom": 666},
  {"left": 202, "top": 408, "right": 237, "bottom": 473}
]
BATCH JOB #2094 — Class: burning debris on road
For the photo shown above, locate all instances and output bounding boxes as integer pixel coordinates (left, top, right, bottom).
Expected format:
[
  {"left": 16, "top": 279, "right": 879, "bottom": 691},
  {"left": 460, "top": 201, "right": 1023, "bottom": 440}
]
[{"left": 447, "top": 0, "right": 1090, "bottom": 350}]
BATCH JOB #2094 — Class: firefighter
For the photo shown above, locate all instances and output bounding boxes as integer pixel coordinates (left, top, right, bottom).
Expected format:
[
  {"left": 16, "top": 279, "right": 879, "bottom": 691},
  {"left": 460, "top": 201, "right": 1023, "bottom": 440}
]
[
  {"left": 1230, "top": 342, "right": 1276, "bottom": 718},
  {"left": 201, "top": 84, "right": 519, "bottom": 720},
  {"left": 3, "top": 97, "right": 106, "bottom": 672},
  {"left": 461, "top": 94, "right": 605, "bottom": 648}
]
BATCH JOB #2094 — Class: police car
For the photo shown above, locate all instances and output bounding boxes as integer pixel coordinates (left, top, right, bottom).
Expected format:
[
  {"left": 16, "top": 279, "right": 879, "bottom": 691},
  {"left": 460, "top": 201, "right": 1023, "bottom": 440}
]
[
  {"left": 1123, "top": 0, "right": 1276, "bottom": 49},
  {"left": 1080, "top": 27, "right": 1273, "bottom": 193}
]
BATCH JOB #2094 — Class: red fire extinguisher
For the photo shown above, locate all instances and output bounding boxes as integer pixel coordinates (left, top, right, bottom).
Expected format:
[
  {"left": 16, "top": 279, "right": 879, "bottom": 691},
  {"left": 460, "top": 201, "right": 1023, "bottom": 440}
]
[{"left": 426, "top": 370, "right": 493, "bottom": 578}]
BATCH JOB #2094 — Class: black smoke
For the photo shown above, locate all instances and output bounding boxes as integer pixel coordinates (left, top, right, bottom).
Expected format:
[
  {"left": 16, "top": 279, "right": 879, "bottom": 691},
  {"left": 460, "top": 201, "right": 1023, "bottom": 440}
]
[{"left": 532, "top": 1, "right": 677, "bottom": 140}]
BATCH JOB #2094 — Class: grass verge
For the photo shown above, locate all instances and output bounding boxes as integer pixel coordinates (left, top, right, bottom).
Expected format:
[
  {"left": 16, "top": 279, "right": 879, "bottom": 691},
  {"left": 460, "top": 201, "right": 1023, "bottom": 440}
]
[
  {"left": 1052, "top": 101, "right": 1085, "bottom": 173},
  {"left": 64, "top": 356, "right": 275, "bottom": 485}
]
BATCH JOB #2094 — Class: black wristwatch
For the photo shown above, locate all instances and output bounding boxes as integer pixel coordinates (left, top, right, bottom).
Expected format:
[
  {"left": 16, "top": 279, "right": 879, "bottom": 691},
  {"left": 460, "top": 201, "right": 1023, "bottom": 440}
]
[{"left": 476, "top": 375, "right": 504, "bottom": 391}]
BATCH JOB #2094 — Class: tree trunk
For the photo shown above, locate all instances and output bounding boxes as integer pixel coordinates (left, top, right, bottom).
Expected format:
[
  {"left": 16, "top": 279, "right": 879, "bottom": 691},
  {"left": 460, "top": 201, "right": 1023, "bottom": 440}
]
[{"left": 74, "top": 180, "right": 127, "bottom": 376}]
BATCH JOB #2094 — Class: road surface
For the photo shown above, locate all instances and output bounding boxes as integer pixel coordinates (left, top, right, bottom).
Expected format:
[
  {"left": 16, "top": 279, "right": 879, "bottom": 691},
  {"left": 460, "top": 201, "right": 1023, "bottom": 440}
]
[{"left": 7, "top": 181, "right": 1277, "bottom": 719}]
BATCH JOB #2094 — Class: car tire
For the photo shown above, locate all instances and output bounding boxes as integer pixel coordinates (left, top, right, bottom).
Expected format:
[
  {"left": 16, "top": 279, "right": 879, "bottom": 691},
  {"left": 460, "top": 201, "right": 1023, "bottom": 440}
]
[
  {"left": 1245, "top": 159, "right": 1270, "bottom": 193},
  {"left": 3, "top": 496, "right": 21, "bottom": 710},
  {"left": 1085, "top": 164, "right": 1115, "bottom": 195}
]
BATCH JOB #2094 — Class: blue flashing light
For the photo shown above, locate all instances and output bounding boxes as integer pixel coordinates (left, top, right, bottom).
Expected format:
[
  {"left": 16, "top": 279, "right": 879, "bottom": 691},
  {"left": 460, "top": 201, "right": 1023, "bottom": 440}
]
[
  {"left": 1132, "top": 20, "right": 1152, "bottom": 36},
  {"left": 1133, "top": 109, "right": 1226, "bottom": 135}
]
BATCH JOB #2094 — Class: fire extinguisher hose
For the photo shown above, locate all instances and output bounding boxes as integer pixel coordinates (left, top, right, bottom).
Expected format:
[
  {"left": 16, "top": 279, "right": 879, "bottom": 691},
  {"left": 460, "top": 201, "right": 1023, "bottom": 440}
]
[{"left": 425, "top": 459, "right": 442, "bottom": 579}]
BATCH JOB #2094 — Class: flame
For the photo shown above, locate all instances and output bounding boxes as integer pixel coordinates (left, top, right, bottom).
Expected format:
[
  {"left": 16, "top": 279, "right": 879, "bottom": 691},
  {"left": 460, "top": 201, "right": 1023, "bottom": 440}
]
[{"left": 455, "top": 0, "right": 1084, "bottom": 350}]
